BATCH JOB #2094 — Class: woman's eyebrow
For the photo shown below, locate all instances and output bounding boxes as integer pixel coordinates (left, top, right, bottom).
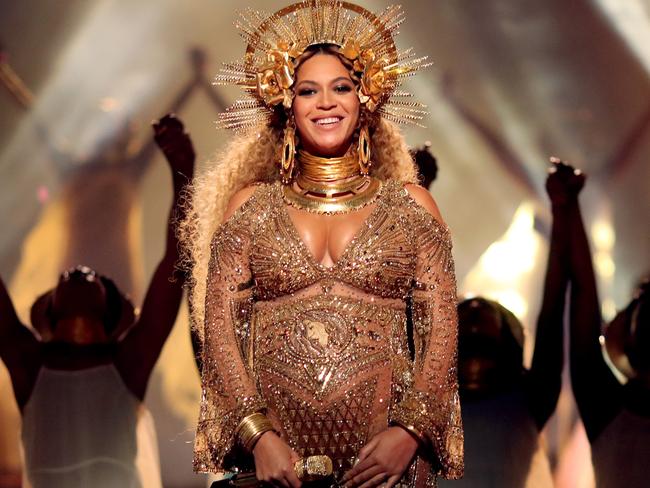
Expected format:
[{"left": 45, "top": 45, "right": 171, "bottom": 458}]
[
  {"left": 295, "top": 76, "right": 352, "bottom": 88},
  {"left": 330, "top": 76, "right": 352, "bottom": 84},
  {"left": 295, "top": 79, "right": 319, "bottom": 88}
]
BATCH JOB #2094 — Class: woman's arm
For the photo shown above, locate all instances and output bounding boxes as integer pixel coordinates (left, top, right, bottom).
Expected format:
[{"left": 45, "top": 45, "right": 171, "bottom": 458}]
[
  {"left": 115, "top": 115, "right": 194, "bottom": 400},
  {"left": 0, "top": 275, "right": 24, "bottom": 342},
  {"left": 391, "top": 186, "right": 463, "bottom": 478},
  {"left": 345, "top": 186, "right": 463, "bottom": 488},
  {"left": 524, "top": 162, "right": 572, "bottom": 429},
  {"left": 191, "top": 185, "right": 301, "bottom": 486},
  {"left": 196, "top": 221, "right": 263, "bottom": 468},
  {"left": 0, "top": 274, "right": 41, "bottom": 408},
  {"left": 563, "top": 165, "right": 621, "bottom": 442}
]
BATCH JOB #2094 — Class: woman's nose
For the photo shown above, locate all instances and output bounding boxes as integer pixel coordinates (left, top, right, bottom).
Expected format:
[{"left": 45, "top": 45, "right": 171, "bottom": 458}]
[{"left": 317, "top": 89, "right": 336, "bottom": 110}]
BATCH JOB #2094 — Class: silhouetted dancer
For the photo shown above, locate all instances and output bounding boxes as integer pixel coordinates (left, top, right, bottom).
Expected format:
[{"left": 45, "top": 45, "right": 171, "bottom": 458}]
[
  {"left": 440, "top": 158, "right": 570, "bottom": 487},
  {"left": 557, "top": 159, "right": 650, "bottom": 488},
  {"left": 410, "top": 142, "right": 438, "bottom": 189},
  {"left": 0, "top": 115, "right": 195, "bottom": 488}
]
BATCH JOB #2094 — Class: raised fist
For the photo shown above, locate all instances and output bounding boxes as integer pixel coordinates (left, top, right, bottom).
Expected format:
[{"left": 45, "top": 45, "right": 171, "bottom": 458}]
[
  {"left": 153, "top": 114, "right": 195, "bottom": 181},
  {"left": 546, "top": 156, "right": 586, "bottom": 205}
]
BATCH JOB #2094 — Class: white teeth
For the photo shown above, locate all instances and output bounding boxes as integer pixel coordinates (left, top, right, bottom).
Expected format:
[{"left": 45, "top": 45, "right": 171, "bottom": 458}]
[{"left": 315, "top": 117, "right": 341, "bottom": 125}]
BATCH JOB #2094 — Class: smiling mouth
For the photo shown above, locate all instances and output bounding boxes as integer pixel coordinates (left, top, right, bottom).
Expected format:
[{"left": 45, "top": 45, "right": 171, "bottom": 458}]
[{"left": 313, "top": 116, "right": 343, "bottom": 127}]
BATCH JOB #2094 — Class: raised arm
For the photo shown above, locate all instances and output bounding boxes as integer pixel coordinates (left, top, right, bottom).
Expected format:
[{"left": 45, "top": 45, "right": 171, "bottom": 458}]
[
  {"left": 391, "top": 186, "right": 463, "bottom": 479},
  {"left": 525, "top": 161, "right": 572, "bottom": 429},
  {"left": 0, "top": 275, "right": 22, "bottom": 338},
  {"left": 115, "top": 114, "right": 195, "bottom": 401},
  {"left": 561, "top": 162, "right": 621, "bottom": 441},
  {"left": 0, "top": 274, "right": 41, "bottom": 408}
]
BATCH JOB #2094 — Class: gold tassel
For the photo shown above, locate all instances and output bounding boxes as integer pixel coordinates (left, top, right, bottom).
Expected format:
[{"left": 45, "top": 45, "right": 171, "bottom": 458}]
[
  {"left": 358, "top": 124, "right": 371, "bottom": 175},
  {"left": 280, "top": 122, "right": 296, "bottom": 184}
]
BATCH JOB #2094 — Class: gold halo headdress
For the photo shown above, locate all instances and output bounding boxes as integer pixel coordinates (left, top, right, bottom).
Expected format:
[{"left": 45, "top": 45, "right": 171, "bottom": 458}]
[{"left": 215, "top": 0, "right": 431, "bottom": 131}]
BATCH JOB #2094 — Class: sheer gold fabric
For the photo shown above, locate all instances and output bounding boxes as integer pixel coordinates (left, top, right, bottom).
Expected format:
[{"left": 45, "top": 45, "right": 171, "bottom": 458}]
[{"left": 194, "top": 180, "right": 463, "bottom": 486}]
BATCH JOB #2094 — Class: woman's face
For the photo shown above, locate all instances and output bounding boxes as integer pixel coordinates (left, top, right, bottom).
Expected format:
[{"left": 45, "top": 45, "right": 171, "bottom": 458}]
[
  {"left": 292, "top": 53, "right": 360, "bottom": 157},
  {"left": 51, "top": 270, "right": 109, "bottom": 344},
  {"left": 457, "top": 304, "right": 522, "bottom": 392},
  {"left": 625, "top": 295, "right": 650, "bottom": 371}
]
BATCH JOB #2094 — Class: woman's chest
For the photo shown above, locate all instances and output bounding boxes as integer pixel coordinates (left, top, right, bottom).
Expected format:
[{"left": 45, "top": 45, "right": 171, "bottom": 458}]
[
  {"left": 249, "top": 198, "right": 416, "bottom": 300},
  {"left": 284, "top": 204, "right": 375, "bottom": 267}
]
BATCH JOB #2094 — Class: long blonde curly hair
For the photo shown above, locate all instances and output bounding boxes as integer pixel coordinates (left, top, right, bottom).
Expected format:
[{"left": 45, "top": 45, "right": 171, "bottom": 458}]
[{"left": 181, "top": 50, "right": 419, "bottom": 339}]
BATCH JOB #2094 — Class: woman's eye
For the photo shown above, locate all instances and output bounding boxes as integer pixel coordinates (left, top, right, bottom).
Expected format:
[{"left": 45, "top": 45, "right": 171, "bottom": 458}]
[
  {"left": 298, "top": 88, "right": 316, "bottom": 96},
  {"left": 335, "top": 85, "right": 353, "bottom": 93}
]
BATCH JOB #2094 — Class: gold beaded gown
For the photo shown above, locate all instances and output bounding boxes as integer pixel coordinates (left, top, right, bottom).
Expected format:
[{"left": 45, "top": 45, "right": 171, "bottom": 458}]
[{"left": 193, "top": 180, "right": 464, "bottom": 487}]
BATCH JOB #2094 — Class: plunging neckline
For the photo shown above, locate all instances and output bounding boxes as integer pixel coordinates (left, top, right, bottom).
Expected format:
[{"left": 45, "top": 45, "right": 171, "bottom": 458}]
[{"left": 277, "top": 182, "right": 386, "bottom": 272}]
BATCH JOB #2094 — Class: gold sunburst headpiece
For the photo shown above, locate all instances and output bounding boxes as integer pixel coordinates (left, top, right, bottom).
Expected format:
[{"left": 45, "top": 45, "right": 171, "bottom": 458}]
[{"left": 215, "top": 0, "right": 431, "bottom": 131}]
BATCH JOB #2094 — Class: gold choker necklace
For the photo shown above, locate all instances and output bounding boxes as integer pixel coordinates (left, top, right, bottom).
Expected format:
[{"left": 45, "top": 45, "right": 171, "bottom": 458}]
[
  {"left": 297, "top": 150, "right": 360, "bottom": 183},
  {"left": 282, "top": 150, "right": 382, "bottom": 214}
]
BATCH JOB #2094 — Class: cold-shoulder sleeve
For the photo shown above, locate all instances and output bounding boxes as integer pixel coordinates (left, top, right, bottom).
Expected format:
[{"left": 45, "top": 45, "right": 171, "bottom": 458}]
[
  {"left": 391, "top": 203, "right": 464, "bottom": 479},
  {"left": 193, "top": 191, "right": 265, "bottom": 473}
]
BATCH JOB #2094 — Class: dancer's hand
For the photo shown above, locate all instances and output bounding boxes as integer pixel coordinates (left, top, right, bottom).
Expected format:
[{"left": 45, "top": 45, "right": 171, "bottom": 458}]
[
  {"left": 252, "top": 431, "right": 302, "bottom": 488},
  {"left": 153, "top": 114, "right": 195, "bottom": 183},
  {"left": 341, "top": 427, "right": 419, "bottom": 488},
  {"left": 546, "top": 157, "right": 586, "bottom": 206}
]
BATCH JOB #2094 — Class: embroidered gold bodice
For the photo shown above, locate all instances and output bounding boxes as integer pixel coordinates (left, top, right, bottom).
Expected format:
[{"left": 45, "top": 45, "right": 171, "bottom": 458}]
[{"left": 194, "top": 180, "right": 463, "bottom": 486}]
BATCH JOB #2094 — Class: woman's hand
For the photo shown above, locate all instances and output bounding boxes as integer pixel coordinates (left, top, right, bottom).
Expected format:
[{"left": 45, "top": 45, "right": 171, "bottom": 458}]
[
  {"left": 546, "top": 157, "right": 586, "bottom": 206},
  {"left": 252, "top": 431, "right": 302, "bottom": 488},
  {"left": 152, "top": 114, "right": 195, "bottom": 183},
  {"left": 341, "top": 427, "right": 419, "bottom": 488}
]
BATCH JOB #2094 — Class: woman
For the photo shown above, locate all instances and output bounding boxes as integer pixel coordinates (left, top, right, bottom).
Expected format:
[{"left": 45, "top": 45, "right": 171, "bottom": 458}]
[
  {"left": 438, "top": 161, "right": 570, "bottom": 488},
  {"left": 186, "top": 2, "right": 463, "bottom": 487},
  {"left": 556, "top": 159, "right": 650, "bottom": 488},
  {"left": 0, "top": 115, "right": 193, "bottom": 488}
]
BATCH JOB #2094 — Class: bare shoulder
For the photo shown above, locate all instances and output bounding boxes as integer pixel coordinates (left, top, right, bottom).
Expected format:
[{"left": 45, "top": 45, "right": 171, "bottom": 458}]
[
  {"left": 404, "top": 184, "right": 445, "bottom": 223},
  {"left": 222, "top": 184, "right": 259, "bottom": 223}
]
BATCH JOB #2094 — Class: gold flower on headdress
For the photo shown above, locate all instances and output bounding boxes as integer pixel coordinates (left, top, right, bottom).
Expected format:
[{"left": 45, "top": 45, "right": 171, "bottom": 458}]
[
  {"left": 256, "top": 41, "right": 305, "bottom": 109},
  {"left": 341, "top": 40, "right": 388, "bottom": 113},
  {"left": 361, "top": 55, "right": 391, "bottom": 112},
  {"left": 341, "top": 40, "right": 362, "bottom": 64}
]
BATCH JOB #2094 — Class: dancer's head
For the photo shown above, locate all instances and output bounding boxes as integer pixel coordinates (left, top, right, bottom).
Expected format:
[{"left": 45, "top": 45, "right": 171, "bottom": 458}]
[
  {"left": 603, "top": 279, "right": 650, "bottom": 388},
  {"left": 31, "top": 266, "right": 135, "bottom": 344},
  {"left": 457, "top": 297, "right": 525, "bottom": 394}
]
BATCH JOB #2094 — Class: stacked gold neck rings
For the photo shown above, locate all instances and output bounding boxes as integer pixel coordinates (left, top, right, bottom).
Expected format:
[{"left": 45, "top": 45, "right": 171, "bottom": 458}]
[
  {"left": 297, "top": 150, "right": 360, "bottom": 184},
  {"left": 282, "top": 150, "right": 381, "bottom": 214}
]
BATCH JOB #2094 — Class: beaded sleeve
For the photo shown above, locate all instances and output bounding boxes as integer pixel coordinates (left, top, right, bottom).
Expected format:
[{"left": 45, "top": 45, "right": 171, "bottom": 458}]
[
  {"left": 390, "top": 203, "right": 464, "bottom": 479},
  {"left": 193, "top": 192, "right": 266, "bottom": 473}
]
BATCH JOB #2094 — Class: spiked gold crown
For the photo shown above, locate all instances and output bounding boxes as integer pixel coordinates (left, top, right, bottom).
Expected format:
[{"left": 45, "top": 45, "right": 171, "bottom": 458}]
[{"left": 215, "top": 0, "right": 431, "bottom": 131}]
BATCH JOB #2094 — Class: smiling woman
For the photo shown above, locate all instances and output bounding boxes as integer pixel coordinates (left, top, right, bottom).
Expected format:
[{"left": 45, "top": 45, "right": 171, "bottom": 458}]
[
  {"left": 292, "top": 50, "right": 360, "bottom": 157},
  {"left": 182, "top": 2, "right": 463, "bottom": 488}
]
